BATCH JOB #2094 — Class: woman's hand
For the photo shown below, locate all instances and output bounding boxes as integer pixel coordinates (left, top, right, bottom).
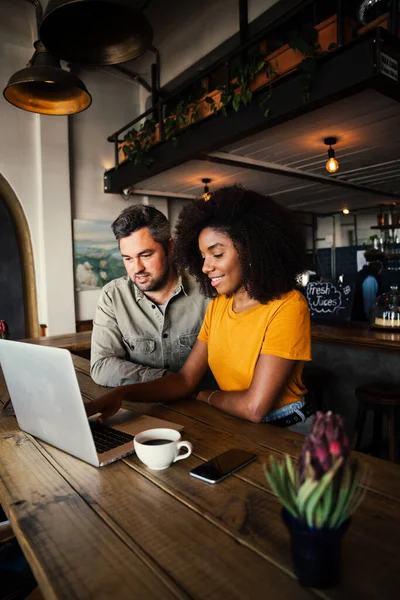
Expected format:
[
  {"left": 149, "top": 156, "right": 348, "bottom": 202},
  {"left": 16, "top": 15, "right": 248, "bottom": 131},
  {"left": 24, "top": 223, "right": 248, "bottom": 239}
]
[
  {"left": 196, "top": 390, "right": 209, "bottom": 403},
  {"left": 85, "top": 387, "right": 124, "bottom": 422},
  {"left": 196, "top": 390, "right": 219, "bottom": 404}
]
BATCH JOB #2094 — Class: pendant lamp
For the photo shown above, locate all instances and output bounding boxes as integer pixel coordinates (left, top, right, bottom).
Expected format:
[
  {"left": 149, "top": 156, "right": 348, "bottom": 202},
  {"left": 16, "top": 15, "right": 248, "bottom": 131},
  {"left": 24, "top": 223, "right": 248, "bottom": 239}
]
[
  {"left": 3, "top": 41, "right": 92, "bottom": 115},
  {"left": 40, "top": 0, "right": 154, "bottom": 66},
  {"left": 202, "top": 179, "right": 212, "bottom": 201},
  {"left": 324, "top": 137, "right": 339, "bottom": 174}
]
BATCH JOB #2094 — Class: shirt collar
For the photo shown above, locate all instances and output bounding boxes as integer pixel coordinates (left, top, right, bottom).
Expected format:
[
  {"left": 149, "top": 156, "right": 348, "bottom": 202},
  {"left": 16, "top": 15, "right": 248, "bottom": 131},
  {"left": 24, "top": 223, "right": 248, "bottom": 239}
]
[{"left": 176, "top": 273, "right": 189, "bottom": 297}]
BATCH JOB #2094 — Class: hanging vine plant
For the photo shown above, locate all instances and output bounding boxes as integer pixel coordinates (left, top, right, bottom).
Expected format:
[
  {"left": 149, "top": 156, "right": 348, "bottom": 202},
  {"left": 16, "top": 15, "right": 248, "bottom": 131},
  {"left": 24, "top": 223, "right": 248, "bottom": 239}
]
[
  {"left": 205, "top": 53, "right": 278, "bottom": 118},
  {"left": 122, "top": 118, "right": 157, "bottom": 166},
  {"left": 164, "top": 87, "right": 207, "bottom": 144},
  {"left": 287, "top": 24, "right": 337, "bottom": 100}
]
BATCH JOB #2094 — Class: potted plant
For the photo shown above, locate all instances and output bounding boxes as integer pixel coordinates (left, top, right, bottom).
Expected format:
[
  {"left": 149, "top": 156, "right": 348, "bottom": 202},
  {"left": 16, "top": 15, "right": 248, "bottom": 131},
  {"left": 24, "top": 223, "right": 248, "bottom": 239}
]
[{"left": 265, "top": 411, "right": 366, "bottom": 588}]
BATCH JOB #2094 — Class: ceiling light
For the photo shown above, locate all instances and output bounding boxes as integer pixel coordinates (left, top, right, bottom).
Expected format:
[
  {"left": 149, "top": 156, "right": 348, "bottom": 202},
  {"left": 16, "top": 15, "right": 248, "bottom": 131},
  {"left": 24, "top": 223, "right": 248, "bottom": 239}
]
[
  {"left": 343, "top": 208, "right": 350, "bottom": 215},
  {"left": 40, "top": 0, "right": 154, "bottom": 66},
  {"left": 324, "top": 136, "right": 339, "bottom": 174},
  {"left": 3, "top": 41, "right": 91, "bottom": 115},
  {"left": 202, "top": 178, "right": 212, "bottom": 201}
]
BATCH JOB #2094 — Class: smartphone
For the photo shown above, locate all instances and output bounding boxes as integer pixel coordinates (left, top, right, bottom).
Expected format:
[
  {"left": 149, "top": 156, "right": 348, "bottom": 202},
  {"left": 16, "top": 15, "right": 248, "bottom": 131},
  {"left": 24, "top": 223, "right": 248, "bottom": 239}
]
[{"left": 190, "top": 449, "right": 257, "bottom": 484}]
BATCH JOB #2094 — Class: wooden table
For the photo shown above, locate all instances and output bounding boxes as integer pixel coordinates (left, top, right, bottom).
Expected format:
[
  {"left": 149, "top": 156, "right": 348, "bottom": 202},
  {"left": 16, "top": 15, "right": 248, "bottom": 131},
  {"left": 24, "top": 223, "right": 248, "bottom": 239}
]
[
  {"left": 21, "top": 331, "right": 92, "bottom": 353},
  {"left": 1, "top": 356, "right": 400, "bottom": 599}
]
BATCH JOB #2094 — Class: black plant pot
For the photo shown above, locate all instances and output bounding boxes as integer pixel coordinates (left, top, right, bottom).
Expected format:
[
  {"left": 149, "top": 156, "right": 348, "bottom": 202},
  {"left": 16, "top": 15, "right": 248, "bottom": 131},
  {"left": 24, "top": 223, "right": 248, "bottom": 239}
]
[{"left": 282, "top": 509, "right": 350, "bottom": 588}]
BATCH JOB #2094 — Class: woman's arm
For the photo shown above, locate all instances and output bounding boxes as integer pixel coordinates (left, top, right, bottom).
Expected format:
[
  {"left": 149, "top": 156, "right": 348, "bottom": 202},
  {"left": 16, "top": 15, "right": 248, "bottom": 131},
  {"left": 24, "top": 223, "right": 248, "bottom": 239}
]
[
  {"left": 86, "top": 340, "right": 209, "bottom": 421},
  {"left": 197, "top": 353, "right": 296, "bottom": 423}
]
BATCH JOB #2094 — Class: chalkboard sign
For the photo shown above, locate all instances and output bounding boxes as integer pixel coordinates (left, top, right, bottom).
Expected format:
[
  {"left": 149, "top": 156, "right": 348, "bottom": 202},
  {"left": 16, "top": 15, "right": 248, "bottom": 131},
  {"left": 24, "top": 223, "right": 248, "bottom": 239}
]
[{"left": 305, "top": 282, "right": 354, "bottom": 321}]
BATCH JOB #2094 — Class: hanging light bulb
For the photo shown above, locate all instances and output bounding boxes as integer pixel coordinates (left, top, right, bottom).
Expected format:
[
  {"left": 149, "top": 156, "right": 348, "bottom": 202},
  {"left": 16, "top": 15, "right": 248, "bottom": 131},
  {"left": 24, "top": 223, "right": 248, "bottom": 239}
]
[
  {"left": 326, "top": 157, "right": 339, "bottom": 173},
  {"left": 342, "top": 208, "right": 350, "bottom": 215},
  {"left": 324, "top": 137, "right": 339, "bottom": 174},
  {"left": 202, "top": 178, "right": 212, "bottom": 201},
  {"left": 3, "top": 40, "right": 91, "bottom": 115}
]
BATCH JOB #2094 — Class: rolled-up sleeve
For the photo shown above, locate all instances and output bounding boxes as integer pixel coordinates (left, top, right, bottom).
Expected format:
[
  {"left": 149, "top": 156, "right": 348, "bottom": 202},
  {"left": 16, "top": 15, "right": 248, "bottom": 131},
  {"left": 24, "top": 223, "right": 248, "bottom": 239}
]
[{"left": 90, "top": 289, "right": 166, "bottom": 387}]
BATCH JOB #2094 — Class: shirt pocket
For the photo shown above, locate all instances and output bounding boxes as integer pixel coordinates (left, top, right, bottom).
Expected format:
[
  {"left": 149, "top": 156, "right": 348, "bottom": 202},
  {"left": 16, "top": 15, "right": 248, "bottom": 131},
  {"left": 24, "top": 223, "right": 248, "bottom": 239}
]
[
  {"left": 179, "top": 333, "right": 198, "bottom": 363},
  {"left": 123, "top": 336, "right": 156, "bottom": 363}
]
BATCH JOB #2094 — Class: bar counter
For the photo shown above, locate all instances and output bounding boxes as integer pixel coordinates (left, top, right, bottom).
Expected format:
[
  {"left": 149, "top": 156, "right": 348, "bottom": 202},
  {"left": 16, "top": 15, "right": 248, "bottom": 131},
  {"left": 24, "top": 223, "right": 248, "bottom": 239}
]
[
  {"left": 309, "top": 320, "right": 400, "bottom": 436},
  {"left": 311, "top": 320, "right": 400, "bottom": 352}
]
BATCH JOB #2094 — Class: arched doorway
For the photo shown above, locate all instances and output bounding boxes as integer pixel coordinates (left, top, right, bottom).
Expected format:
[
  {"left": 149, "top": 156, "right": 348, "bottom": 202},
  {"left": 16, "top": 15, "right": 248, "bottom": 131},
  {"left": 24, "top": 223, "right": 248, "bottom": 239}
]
[{"left": 0, "top": 174, "right": 39, "bottom": 338}]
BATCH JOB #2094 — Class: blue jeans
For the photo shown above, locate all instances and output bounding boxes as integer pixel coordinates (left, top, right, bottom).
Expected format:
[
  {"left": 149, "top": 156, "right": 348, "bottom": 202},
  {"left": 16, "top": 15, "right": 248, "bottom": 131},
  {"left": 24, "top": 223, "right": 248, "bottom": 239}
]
[{"left": 263, "top": 398, "right": 314, "bottom": 435}]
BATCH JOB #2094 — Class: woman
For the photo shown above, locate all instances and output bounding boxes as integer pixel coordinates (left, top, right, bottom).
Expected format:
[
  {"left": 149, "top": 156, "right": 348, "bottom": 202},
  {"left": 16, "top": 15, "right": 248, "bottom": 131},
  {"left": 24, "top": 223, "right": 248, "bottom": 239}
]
[{"left": 87, "top": 186, "right": 313, "bottom": 431}]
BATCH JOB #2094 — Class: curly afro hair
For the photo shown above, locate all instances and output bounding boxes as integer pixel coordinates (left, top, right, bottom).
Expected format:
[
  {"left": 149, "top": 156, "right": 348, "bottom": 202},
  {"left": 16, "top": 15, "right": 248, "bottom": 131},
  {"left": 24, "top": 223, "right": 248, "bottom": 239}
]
[{"left": 174, "top": 185, "right": 307, "bottom": 303}]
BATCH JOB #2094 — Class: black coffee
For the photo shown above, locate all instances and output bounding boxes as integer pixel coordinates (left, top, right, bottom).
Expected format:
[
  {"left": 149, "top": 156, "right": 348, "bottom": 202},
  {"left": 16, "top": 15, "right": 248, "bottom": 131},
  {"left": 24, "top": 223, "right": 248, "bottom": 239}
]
[{"left": 142, "top": 439, "right": 172, "bottom": 446}]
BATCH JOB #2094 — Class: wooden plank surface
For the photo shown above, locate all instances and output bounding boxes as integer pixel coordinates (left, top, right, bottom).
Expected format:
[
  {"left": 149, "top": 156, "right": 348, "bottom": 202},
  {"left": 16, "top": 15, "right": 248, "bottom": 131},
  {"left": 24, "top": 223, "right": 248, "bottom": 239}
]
[
  {"left": 0, "top": 373, "right": 313, "bottom": 599},
  {"left": 21, "top": 331, "right": 92, "bottom": 352},
  {"left": 32, "top": 440, "right": 315, "bottom": 600},
  {"left": 71, "top": 356, "right": 400, "bottom": 501},
  {"left": 0, "top": 418, "right": 182, "bottom": 600},
  {"left": 2, "top": 360, "right": 400, "bottom": 599}
]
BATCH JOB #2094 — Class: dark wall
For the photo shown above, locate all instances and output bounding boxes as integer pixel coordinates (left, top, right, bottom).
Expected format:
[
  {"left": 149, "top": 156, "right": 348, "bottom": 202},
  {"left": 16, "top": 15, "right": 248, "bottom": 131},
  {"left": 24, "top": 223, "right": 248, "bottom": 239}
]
[
  {"left": 315, "top": 246, "right": 400, "bottom": 291},
  {"left": 315, "top": 246, "right": 358, "bottom": 279},
  {"left": 0, "top": 197, "right": 25, "bottom": 339}
]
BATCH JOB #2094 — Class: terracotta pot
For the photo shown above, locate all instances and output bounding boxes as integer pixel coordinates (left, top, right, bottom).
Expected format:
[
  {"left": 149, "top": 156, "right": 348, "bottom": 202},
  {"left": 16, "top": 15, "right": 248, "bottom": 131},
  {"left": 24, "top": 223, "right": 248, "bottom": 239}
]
[
  {"left": 250, "top": 15, "right": 355, "bottom": 92},
  {"left": 118, "top": 89, "right": 222, "bottom": 163}
]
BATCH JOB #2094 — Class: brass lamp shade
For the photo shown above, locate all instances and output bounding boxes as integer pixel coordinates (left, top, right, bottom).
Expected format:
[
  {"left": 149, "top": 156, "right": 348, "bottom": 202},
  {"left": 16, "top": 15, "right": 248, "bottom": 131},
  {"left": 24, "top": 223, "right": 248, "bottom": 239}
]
[
  {"left": 3, "top": 41, "right": 92, "bottom": 115},
  {"left": 40, "top": 0, "right": 154, "bottom": 66}
]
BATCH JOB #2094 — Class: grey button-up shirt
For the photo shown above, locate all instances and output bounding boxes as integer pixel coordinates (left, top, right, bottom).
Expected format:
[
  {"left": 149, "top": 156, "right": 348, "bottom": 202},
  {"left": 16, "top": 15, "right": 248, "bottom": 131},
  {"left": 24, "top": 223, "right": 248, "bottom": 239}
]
[{"left": 90, "top": 273, "right": 209, "bottom": 387}]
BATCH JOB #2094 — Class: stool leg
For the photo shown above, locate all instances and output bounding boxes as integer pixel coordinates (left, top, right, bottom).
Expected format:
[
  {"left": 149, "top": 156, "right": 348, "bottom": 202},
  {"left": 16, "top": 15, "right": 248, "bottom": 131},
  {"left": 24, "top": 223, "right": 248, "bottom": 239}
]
[
  {"left": 353, "top": 403, "right": 367, "bottom": 451},
  {"left": 387, "top": 407, "right": 399, "bottom": 463},
  {"left": 371, "top": 411, "right": 383, "bottom": 458}
]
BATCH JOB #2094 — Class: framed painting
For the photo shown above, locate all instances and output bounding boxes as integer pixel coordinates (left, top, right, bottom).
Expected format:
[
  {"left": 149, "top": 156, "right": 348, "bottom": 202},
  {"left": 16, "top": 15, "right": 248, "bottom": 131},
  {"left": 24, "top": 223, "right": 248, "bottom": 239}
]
[{"left": 73, "top": 220, "right": 125, "bottom": 291}]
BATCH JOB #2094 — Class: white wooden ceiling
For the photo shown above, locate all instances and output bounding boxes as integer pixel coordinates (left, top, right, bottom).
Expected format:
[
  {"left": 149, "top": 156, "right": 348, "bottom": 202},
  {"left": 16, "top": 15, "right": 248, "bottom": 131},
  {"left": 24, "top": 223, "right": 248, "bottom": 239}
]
[{"left": 130, "top": 89, "right": 400, "bottom": 214}]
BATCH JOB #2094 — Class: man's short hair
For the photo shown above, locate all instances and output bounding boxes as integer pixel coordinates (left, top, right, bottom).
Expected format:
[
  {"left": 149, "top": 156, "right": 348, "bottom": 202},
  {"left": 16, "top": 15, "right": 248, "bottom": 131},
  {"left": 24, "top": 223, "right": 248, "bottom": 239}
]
[{"left": 112, "top": 204, "right": 170, "bottom": 252}]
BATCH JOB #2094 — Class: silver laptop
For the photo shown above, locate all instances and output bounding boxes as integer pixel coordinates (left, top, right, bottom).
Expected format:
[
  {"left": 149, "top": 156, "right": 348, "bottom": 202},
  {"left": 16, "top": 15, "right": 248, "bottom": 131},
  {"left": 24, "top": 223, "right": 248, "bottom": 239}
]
[{"left": 0, "top": 340, "right": 181, "bottom": 467}]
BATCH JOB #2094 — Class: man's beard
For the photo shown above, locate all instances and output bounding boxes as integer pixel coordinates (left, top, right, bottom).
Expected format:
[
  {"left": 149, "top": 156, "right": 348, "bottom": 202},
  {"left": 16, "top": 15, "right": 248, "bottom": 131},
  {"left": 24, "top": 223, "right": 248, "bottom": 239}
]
[{"left": 134, "top": 265, "right": 170, "bottom": 293}]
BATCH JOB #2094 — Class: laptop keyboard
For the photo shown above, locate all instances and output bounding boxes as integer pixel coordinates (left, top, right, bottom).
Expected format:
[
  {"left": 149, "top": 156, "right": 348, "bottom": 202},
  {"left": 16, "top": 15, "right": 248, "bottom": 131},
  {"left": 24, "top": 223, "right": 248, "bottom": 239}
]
[{"left": 89, "top": 421, "right": 134, "bottom": 455}]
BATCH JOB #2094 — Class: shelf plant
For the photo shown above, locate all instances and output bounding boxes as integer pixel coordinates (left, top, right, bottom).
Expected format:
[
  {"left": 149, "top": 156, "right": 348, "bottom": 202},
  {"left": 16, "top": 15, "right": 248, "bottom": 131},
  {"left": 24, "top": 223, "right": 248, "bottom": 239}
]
[
  {"left": 205, "top": 53, "right": 277, "bottom": 118},
  {"left": 287, "top": 23, "right": 337, "bottom": 99},
  {"left": 122, "top": 118, "right": 157, "bottom": 166},
  {"left": 119, "top": 16, "right": 343, "bottom": 166},
  {"left": 265, "top": 411, "right": 367, "bottom": 587}
]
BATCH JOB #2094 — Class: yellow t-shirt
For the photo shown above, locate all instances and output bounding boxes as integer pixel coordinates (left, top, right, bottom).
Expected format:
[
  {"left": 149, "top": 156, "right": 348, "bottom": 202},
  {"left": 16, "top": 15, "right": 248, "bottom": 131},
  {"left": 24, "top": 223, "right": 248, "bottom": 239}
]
[{"left": 197, "top": 289, "right": 311, "bottom": 410}]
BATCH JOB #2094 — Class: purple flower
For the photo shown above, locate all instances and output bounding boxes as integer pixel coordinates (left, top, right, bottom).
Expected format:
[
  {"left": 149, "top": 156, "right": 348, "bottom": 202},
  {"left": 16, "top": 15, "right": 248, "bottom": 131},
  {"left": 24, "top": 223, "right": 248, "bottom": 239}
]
[{"left": 299, "top": 411, "right": 350, "bottom": 481}]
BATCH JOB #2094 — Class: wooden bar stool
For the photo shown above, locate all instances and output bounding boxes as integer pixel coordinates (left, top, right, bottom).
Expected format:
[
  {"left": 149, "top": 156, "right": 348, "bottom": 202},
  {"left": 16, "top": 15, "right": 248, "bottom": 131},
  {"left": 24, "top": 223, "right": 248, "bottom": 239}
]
[{"left": 353, "top": 383, "right": 400, "bottom": 463}]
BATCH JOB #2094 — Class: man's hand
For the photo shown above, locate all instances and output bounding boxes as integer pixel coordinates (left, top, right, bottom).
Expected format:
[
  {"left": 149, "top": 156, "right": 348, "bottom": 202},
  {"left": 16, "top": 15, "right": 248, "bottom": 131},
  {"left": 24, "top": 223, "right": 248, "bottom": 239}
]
[{"left": 85, "top": 387, "right": 123, "bottom": 422}]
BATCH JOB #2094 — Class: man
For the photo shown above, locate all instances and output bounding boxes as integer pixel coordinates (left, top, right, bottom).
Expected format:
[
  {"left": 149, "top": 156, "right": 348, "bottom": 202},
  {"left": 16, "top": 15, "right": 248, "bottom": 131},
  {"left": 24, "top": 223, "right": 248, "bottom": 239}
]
[
  {"left": 352, "top": 249, "right": 384, "bottom": 322},
  {"left": 90, "top": 204, "right": 209, "bottom": 387}
]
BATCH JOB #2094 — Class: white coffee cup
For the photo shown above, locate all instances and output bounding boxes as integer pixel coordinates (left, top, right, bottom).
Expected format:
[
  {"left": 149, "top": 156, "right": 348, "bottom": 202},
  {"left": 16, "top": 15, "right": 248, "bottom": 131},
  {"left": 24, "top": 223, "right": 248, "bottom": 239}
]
[{"left": 134, "top": 428, "right": 192, "bottom": 470}]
